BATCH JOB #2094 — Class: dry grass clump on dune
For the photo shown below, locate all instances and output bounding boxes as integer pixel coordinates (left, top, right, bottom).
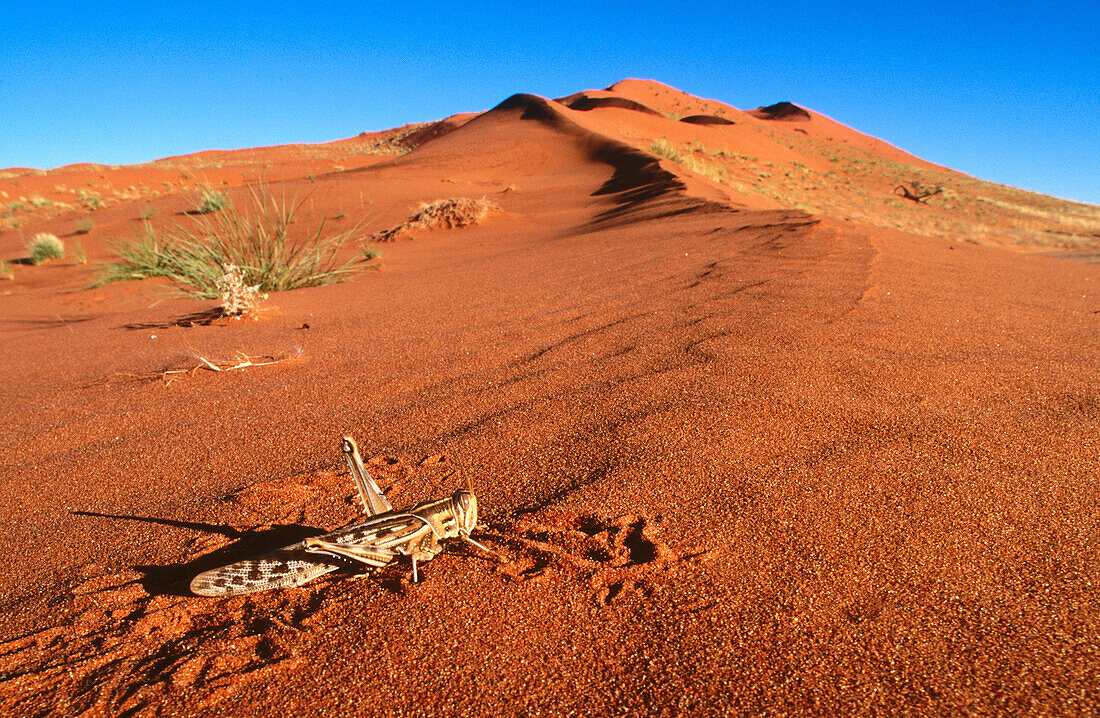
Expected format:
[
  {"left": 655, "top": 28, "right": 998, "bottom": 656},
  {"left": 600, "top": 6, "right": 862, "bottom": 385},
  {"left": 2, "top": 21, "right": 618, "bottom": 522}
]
[
  {"left": 70, "top": 239, "right": 86, "bottom": 264},
  {"left": 27, "top": 233, "right": 65, "bottom": 264},
  {"left": 413, "top": 197, "right": 500, "bottom": 228},
  {"left": 194, "top": 187, "right": 229, "bottom": 214},
  {"left": 649, "top": 138, "right": 683, "bottom": 162},
  {"left": 96, "top": 183, "right": 365, "bottom": 299},
  {"left": 372, "top": 197, "right": 500, "bottom": 241}
]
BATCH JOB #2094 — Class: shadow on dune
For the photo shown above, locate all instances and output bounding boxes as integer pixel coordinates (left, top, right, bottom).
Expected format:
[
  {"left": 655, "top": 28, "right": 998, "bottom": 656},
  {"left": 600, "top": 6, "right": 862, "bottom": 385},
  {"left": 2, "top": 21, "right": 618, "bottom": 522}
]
[
  {"left": 71, "top": 510, "right": 325, "bottom": 596},
  {"left": 122, "top": 307, "right": 229, "bottom": 330},
  {"left": 750, "top": 101, "right": 812, "bottom": 121},
  {"left": 680, "top": 114, "right": 736, "bottom": 126},
  {"left": 558, "top": 94, "right": 664, "bottom": 116}
]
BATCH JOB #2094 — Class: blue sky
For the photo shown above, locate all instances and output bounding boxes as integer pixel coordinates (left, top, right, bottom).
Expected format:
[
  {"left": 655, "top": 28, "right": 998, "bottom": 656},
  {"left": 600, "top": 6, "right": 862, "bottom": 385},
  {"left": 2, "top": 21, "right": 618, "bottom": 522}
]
[{"left": 3, "top": 1, "right": 1098, "bottom": 203}]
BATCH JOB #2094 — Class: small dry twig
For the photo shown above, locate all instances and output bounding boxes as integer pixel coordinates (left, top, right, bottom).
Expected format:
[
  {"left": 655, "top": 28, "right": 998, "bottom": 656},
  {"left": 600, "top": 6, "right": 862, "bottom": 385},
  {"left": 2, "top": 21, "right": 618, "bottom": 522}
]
[
  {"left": 158, "top": 349, "right": 298, "bottom": 383},
  {"left": 894, "top": 181, "right": 943, "bottom": 204}
]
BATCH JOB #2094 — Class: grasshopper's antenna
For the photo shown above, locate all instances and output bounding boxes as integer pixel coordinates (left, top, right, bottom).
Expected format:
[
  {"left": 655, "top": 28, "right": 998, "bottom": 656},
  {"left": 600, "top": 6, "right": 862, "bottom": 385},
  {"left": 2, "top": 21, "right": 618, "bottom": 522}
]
[
  {"left": 444, "top": 440, "right": 472, "bottom": 493},
  {"left": 449, "top": 443, "right": 502, "bottom": 559}
]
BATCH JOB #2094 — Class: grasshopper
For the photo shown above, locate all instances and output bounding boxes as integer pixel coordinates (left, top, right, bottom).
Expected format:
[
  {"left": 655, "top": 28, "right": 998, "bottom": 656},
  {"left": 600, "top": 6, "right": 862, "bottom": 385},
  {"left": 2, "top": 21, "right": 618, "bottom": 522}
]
[{"left": 190, "top": 436, "right": 490, "bottom": 596}]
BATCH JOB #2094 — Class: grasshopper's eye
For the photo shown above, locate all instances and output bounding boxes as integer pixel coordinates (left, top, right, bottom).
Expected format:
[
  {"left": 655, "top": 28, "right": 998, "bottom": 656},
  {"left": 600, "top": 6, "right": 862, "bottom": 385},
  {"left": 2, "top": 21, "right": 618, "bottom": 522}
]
[{"left": 453, "top": 490, "right": 478, "bottom": 525}]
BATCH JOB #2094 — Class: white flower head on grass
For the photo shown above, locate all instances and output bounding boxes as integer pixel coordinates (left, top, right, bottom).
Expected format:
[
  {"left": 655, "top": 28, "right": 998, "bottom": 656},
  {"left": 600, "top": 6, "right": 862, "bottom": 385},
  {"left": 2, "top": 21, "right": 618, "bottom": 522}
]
[
  {"left": 28, "top": 233, "right": 64, "bottom": 264},
  {"left": 216, "top": 263, "right": 266, "bottom": 317}
]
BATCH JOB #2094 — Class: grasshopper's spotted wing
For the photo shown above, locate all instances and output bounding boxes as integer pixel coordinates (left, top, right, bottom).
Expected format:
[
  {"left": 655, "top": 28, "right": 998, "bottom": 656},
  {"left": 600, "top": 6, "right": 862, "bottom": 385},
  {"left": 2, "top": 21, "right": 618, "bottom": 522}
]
[
  {"left": 189, "top": 525, "right": 402, "bottom": 597},
  {"left": 188, "top": 506, "right": 441, "bottom": 597},
  {"left": 190, "top": 545, "right": 350, "bottom": 596}
]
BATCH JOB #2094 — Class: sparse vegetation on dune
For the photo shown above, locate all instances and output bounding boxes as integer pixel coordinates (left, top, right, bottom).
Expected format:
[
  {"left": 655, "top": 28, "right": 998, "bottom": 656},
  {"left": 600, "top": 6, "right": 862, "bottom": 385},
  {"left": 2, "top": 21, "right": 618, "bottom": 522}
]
[
  {"left": 78, "top": 189, "right": 103, "bottom": 210},
  {"left": 730, "top": 120, "right": 1100, "bottom": 247},
  {"left": 0, "top": 261, "right": 13, "bottom": 280},
  {"left": 681, "top": 155, "right": 726, "bottom": 182},
  {"left": 642, "top": 119, "right": 1100, "bottom": 249},
  {"left": 74, "top": 218, "right": 94, "bottom": 234},
  {"left": 27, "top": 233, "right": 64, "bottom": 264},
  {"left": 355, "top": 122, "right": 437, "bottom": 156},
  {"left": 97, "top": 183, "right": 365, "bottom": 299},
  {"left": 648, "top": 139, "right": 727, "bottom": 183}
]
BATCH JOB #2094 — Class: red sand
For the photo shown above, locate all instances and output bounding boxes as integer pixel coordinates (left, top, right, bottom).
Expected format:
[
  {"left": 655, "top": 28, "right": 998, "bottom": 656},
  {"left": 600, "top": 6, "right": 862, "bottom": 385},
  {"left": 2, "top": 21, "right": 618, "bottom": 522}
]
[{"left": 0, "top": 82, "right": 1098, "bottom": 716}]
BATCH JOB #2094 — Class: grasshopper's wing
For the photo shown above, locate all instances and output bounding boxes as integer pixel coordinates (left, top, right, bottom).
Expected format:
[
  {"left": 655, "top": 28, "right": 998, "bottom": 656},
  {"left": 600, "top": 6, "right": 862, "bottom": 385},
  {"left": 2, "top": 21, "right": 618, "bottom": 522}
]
[
  {"left": 189, "top": 514, "right": 413, "bottom": 597},
  {"left": 189, "top": 545, "right": 351, "bottom": 597},
  {"left": 343, "top": 436, "right": 393, "bottom": 517},
  {"left": 320, "top": 512, "right": 436, "bottom": 552}
]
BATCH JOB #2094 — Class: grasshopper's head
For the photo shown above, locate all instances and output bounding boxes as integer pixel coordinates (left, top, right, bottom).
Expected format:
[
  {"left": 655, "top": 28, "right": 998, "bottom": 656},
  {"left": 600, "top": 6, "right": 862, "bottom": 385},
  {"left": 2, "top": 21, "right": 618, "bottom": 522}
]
[{"left": 450, "top": 489, "right": 478, "bottom": 534}]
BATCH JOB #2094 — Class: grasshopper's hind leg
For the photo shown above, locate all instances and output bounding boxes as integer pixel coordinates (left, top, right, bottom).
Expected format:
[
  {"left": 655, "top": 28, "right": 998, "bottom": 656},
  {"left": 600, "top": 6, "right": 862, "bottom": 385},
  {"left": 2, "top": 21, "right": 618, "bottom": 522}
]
[
  {"left": 304, "top": 537, "right": 397, "bottom": 571},
  {"left": 342, "top": 436, "right": 393, "bottom": 517}
]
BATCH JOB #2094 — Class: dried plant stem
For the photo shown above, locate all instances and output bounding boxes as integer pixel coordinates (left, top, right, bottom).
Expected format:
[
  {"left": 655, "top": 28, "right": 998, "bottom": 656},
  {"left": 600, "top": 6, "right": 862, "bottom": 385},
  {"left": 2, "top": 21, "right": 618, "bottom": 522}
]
[{"left": 87, "top": 348, "right": 301, "bottom": 387}]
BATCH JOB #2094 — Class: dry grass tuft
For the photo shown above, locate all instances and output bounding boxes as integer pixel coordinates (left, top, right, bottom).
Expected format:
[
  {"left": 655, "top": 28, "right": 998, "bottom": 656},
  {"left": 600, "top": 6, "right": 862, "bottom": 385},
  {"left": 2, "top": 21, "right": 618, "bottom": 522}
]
[
  {"left": 195, "top": 188, "right": 228, "bottom": 214},
  {"left": 372, "top": 197, "right": 500, "bottom": 242},
  {"left": 96, "top": 182, "right": 364, "bottom": 298},
  {"left": 28, "top": 233, "right": 65, "bottom": 264},
  {"left": 71, "top": 240, "right": 87, "bottom": 265},
  {"left": 411, "top": 197, "right": 499, "bottom": 228},
  {"left": 649, "top": 138, "right": 682, "bottom": 162}
]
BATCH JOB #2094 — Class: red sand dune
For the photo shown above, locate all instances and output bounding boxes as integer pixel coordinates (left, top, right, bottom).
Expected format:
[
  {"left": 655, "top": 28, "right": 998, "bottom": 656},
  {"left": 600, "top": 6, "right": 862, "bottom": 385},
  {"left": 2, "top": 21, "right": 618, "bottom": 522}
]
[{"left": 0, "top": 79, "right": 1098, "bottom": 716}]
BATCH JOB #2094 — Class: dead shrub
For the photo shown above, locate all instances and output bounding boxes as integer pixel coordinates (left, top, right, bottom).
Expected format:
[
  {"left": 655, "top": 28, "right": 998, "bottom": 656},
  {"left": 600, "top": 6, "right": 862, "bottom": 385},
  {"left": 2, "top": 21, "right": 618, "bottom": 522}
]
[{"left": 372, "top": 197, "right": 500, "bottom": 241}]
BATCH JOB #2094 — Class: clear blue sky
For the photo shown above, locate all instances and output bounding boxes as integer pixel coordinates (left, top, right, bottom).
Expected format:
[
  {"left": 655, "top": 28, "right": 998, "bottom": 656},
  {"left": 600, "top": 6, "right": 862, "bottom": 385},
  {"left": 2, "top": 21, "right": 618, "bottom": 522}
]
[{"left": 3, "top": 1, "right": 1098, "bottom": 203}]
